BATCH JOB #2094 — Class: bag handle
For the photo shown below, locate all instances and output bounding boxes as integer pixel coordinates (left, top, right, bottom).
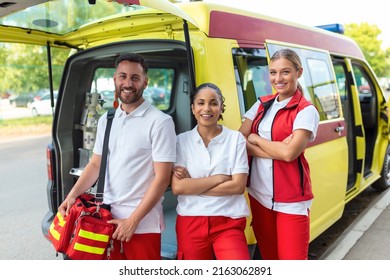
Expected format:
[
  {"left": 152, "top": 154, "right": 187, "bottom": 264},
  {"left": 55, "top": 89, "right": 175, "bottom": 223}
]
[{"left": 95, "top": 108, "right": 116, "bottom": 204}]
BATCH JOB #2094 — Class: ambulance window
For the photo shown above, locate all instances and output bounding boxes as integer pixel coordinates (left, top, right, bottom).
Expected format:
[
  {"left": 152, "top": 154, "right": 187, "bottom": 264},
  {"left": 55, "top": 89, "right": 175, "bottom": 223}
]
[
  {"left": 333, "top": 64, "right": 347, "bottom": 100},
  {"left": 92, "top": 67, "right": 174, "bottom": 114},
  {"left": 352, "top": 64, "right": 373, "bottom": 98},
  {"left": 232, "top": 48, "right": 271, "bottom": 112},
  {"left": 351, "top": 63, "right": 376, "bottom": 130},
  {"left": 306, "top": 58, "right": 340, "bottom": 120},
  {"left": 144, "top": 68, "right": 174, "bottom": 111}
]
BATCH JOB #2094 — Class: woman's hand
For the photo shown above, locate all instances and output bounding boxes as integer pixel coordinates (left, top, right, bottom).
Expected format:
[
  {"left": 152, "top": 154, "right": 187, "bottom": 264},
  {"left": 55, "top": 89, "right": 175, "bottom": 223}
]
[
  {"left": 172, "top": 166, "right": 191, "bottom": 179},
  {"left": 248, "top": 133, "right": 261, "bottom": 145}
]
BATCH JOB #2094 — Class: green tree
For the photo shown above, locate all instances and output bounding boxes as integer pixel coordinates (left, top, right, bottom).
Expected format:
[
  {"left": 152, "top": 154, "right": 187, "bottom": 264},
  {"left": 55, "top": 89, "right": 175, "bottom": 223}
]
[
  {"left": 0, "top": 43, "right": 69, "bottom": 95},
  {"left": 386, "top": 48, "right": 390, "bottom": 78},
  {"left": 344, "top": 22, "right": 390, "bottom": 77}
]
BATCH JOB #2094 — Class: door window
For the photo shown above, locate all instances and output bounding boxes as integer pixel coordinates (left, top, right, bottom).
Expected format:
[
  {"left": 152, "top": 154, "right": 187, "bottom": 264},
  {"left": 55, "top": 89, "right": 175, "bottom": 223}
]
[
  {"left": 232, "top": 48, "right": 271, "bottom": 116},
  {"left": 267, "top": 44, "right": 340, "bottom": 121}
]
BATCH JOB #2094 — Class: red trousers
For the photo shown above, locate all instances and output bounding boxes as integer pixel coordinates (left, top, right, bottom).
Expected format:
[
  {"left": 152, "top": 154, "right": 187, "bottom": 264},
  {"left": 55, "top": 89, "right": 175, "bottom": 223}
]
[
  {"left": 176, "top": 215, "right": 250, "bottom": 260},
  {"left": 249, "top": 195, "right": 310, "bottom": 260},
  {"left": 109, "top": 233, "right": 161, "bottom": 260}
]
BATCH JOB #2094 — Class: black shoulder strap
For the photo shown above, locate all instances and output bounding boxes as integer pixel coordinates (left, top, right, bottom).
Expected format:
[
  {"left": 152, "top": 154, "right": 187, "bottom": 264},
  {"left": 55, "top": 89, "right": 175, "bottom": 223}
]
[{"left": 95, "top": 109, "right": 116, "bottom": 203}]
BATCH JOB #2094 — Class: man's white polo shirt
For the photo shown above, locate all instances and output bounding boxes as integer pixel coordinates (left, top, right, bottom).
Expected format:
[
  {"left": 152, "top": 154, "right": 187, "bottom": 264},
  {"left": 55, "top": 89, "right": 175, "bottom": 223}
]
[
  {"left": 93, "top": 100, "right": 176, "bottom": 233},
  {"left": 175, "top": 125, "right": 250, "bottom": 219}
]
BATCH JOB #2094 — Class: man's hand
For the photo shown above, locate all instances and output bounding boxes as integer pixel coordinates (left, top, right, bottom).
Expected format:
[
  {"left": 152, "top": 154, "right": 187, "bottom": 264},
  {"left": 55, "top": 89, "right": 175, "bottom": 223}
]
[{"left": 108, "top": 217, "right": 138, "bottom": 242}]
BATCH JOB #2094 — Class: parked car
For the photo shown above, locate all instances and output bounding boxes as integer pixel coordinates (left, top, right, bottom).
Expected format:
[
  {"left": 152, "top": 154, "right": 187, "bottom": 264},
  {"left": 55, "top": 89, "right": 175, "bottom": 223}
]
[
  {"left": 31, "top": 91, "right": 58, "bottom": 116},
  {"left": 143, "top": 87, "right": 169, "bottom": 106},
  {"left": 33, "top": 88, "right": 51, "bottom": 102},
  {"left": 151, "top": 87, "right": 167, "bottom": 104},
  {"left": 9, "top": 93, "right": 34, "bottom": 107}
]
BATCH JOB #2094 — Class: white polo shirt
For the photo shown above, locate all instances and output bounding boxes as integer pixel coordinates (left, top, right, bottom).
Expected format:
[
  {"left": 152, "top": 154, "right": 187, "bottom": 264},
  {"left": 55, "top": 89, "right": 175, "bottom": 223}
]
[
  {"left": 93, "top": 100, "right": 176, "bottom": 233},
  {"left": 175, "top": 125, "right": 250, "bottom": 219},
  {"left": 244, "top": 97, "right": 319, "bottom": 216}
]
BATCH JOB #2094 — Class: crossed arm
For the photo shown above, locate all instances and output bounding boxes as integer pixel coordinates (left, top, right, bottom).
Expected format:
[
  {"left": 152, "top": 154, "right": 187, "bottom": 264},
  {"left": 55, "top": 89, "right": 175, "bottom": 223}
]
[
  {"left": 239, "top": 118, "right": 312, "bottom": 162},
  {"left": 171, "top": 167, "right": 247, "bottom": 196}
]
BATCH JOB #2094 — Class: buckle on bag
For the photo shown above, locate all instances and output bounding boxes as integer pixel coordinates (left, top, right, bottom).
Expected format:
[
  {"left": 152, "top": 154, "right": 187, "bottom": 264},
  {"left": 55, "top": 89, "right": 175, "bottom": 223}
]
[
  {"left": 92, "top": 203, "right": 102, "bottom": 218},
  {"left": 95, "top": 192, "right": 104, "bottom": 204},
  {"left": 91, "top": 192, "right": 103, "bottom": 218}
]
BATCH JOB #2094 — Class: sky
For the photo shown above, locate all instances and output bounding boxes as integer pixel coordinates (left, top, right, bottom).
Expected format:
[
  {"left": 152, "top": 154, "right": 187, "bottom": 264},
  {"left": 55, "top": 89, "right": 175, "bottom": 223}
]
[{"left": 202, "top": 0, "right": 390, "bottom": 49}]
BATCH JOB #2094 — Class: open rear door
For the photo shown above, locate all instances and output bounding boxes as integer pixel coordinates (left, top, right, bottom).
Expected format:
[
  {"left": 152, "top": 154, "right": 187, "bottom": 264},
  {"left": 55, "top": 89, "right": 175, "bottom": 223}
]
[
  {"left": 116, "top": 0, "right": 199, "bottom": 27},
  {"left": 115, "top": 0, "right": 199, "bottom": 93}
]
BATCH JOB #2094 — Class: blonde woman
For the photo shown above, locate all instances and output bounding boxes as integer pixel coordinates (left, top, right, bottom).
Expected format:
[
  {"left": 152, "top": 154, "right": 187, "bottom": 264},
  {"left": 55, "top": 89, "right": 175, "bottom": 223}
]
[{"left": 239, "top": 49, "right": 320, "bottom": 260}]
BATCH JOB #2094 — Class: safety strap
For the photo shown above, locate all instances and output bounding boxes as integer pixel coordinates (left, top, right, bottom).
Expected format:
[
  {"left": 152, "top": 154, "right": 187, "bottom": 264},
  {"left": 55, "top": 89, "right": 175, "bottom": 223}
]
[{"left": 95, "top": 109, "right": 116, "bottom": 204}]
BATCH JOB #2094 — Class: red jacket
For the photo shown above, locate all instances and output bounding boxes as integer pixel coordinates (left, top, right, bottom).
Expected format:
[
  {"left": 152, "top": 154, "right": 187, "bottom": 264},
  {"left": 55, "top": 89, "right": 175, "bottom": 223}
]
[{"left": 250, "top": 90, "right": 314, "bottom": 203}]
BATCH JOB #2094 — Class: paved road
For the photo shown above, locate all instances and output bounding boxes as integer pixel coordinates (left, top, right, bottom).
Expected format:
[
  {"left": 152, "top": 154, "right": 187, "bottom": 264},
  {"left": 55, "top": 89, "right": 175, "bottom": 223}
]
[
  {"left": 0, "top": 135, "right": 59, "bottom": 260},
  {"left": 308, "top": 186, "right": 382, "bottom": 259}
]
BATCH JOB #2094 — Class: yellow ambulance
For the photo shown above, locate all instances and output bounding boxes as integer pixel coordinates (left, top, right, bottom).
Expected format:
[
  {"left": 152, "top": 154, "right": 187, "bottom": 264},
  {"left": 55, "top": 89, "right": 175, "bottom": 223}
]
[{"left": 1, "top": 0, "right": 388, "bottom": 259}]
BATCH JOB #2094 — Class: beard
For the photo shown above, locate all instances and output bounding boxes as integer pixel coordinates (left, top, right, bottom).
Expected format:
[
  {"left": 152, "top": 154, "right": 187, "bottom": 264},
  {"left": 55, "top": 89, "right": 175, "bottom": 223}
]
[{"left": 116, "top": 86, "right": 143, "bottom": 105}]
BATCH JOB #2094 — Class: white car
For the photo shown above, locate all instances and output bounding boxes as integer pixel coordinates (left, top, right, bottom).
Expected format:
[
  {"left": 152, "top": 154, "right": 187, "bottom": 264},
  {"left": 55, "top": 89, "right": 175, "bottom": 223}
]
[{"left": 31, "top": 92, "right": 58, "bottom": 116}]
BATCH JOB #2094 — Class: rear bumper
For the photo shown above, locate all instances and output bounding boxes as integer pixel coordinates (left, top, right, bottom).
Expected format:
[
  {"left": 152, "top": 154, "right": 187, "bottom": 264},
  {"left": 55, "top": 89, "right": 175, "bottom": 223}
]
[{"left": 41, "top": 211, "right": 54, "bottom": 241}]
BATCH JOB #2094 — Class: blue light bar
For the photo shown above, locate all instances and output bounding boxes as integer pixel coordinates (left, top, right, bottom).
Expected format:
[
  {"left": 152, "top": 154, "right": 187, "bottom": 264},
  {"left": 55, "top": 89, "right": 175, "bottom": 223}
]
[{"left": 316, "top": 23, "right": 345, "bottom": 34}]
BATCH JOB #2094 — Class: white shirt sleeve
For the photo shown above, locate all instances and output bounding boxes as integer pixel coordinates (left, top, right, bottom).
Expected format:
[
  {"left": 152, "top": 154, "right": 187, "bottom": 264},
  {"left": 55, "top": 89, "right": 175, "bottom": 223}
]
[
  {"left": 293, "top": 105, "right": 320, "bottom": 141},
  {"left": 92, "top": 113, "right": 107, "bottom": 155},
  {"left": 243, "top": 100, "right": 261, "bottom": 121},
  {"left": 174, "top": 135, "right": 186, "bottom": 168},
  {"left": 151, "top": 117, "right": 176, "bottom": 162},
  {"left": 232, "top": 132, "right": 249, "bottom": 175}
]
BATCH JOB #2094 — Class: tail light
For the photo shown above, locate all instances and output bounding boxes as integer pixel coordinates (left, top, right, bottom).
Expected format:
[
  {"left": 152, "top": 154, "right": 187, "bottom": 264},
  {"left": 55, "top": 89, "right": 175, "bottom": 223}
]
[{"left": 46, "top": 145, "right": 54, "bottom": 181}]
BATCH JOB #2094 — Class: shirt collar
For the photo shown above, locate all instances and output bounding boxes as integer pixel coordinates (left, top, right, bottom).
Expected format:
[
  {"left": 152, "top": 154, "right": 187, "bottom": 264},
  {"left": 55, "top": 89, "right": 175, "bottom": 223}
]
[
  {"left": 117, "top": 99, "right": 151, "bottom": 118},
  {"left": 191, "top": 125, "right": 227, "bottom": 144},
  {"left": 274, "top": 95, "right": 293, "bottom": 107}
]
